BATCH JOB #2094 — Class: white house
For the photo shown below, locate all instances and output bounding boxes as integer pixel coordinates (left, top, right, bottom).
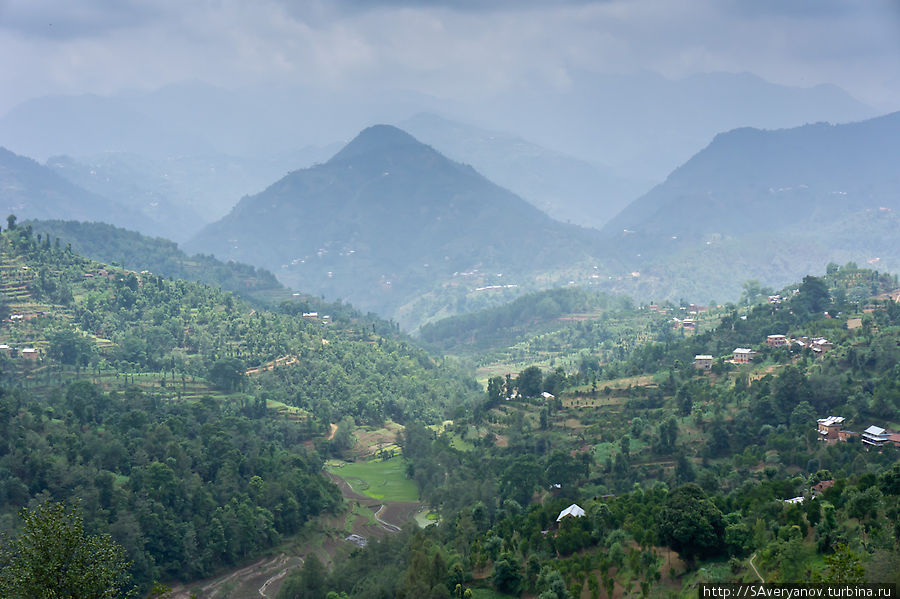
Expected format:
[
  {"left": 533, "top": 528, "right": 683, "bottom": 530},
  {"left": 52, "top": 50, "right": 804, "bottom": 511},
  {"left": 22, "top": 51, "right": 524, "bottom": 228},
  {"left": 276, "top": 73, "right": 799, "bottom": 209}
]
[
  {"left": 556, "top": 504, "right": 586, "bottom": 522},
  {"left": 862, "top": 425, "right": 891, "bottom": 448}
]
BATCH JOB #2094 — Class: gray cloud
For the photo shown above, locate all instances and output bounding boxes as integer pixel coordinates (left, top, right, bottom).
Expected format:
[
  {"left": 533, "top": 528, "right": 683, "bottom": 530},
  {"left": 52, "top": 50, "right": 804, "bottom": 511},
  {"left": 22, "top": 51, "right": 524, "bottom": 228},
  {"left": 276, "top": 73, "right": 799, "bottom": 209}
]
[
  {"left": 0, "top": 0, "right": 897, "bottom": 116},
  {"left": 0, "top": 0, "right": 164, "bottom": 39}
]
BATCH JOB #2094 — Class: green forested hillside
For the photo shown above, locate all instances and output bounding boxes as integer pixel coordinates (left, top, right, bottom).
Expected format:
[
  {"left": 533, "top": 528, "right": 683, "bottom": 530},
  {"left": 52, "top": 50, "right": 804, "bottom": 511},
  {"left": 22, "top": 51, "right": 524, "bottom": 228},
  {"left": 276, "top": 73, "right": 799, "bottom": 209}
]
[
  {"left": 0, "top": 220, "right": 479, "bottom": 593},
  {"left": 418, "top": 287, "right": 627, "bottom": 353},
  {"left": 4, "top": 212, "right": 900, "bottom": 597},
  {"left": 26, "top": 219, "right": 286, "bottom": 301}
]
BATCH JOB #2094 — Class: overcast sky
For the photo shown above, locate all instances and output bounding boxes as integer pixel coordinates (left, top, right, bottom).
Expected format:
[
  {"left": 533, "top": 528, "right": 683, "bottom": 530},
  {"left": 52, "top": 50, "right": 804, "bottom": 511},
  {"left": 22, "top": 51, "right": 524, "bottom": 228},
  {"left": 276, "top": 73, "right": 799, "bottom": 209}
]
[{"left": 0, "top": 0, "right": 899, "bottom": 116}]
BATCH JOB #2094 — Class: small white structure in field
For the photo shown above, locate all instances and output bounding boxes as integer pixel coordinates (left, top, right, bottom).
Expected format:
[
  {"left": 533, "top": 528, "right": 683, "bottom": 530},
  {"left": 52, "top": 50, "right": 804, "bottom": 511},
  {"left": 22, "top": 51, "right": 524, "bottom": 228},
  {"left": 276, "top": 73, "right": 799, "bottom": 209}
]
[{"left": 556, "top": 504, "right": 585, "bottom": 522}]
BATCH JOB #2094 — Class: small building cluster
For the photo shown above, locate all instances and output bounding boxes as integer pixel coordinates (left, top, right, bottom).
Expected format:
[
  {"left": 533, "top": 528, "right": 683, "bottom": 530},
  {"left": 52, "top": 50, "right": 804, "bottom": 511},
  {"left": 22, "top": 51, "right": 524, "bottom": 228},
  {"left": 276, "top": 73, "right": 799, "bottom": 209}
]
[
  {"left": 794, "top": 336, "right": 833, "bottom": 357},
  {"left": 815, "top": 415, "right": 900, "bottom": 448},
  {"left": 672, "top": 317, "right": 695, "bottom": 331},
  {"left": 301, "top": 312, "right": 332, "bottom": 324},
  {"left": 817, "top": 416, "right": 849, "bottom": 443},
  {"left": 692, "top": 331, "right": 835, "bottom": 369},
  {"left": 0, "top": 344, "right": 40, "bottom": 360},
  {"left": 8, "top": 312, "right": 47, "bottom": 321}
]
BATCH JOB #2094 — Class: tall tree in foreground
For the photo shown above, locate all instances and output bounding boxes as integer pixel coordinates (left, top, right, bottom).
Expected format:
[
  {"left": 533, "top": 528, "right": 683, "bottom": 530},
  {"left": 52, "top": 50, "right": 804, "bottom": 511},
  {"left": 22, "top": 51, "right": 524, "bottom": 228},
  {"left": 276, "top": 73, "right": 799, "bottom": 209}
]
[{"left": 0, "top": 501, "right": 134, "bottom": 599}]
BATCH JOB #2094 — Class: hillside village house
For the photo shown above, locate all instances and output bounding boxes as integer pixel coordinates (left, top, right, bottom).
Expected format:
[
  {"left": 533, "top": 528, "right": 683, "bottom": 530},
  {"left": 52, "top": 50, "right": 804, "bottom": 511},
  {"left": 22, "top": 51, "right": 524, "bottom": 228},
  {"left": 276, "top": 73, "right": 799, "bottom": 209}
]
[
  {"left": 811, "top": 480, "right": 835, "bottom": 496},
  {"left": 766, "top": 334, "right": 788, "bottom": 347},
  {"left": 671, "top": 318, "right": 698, "bottom": 333},
  {"left": 20, "top": 348, "right": 38, "bottom": 360},
  {"left": 733, "top": 348, "right": 756, "bottom": 363},
  {"left": 794, "top": 337, "right": 833, "bottom": 356},
  {"left": 861, "top": 425, "right": 900, "bottom": 448},
  {"left": 694, "top": 354, "right": 713, "bottom": 370},
  {"left": 817, "top": 416, "right": 847, "bottom": 443}
]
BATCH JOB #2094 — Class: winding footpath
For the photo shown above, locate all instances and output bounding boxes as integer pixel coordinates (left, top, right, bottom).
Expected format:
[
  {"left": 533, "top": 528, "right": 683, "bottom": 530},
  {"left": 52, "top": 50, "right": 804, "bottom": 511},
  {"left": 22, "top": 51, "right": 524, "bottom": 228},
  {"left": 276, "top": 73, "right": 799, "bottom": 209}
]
[
  {"left": 374, "top": 504, "right": 401, "bottom": 532},
  {"left": 748, "top": 553, "right": 765, "bottom": 583}
]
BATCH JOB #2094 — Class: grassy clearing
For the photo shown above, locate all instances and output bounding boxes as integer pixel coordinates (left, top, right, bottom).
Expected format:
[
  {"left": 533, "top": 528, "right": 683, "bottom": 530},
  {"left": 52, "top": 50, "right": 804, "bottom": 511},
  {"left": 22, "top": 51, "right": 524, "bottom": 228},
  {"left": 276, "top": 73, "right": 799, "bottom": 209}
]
[
  {"left": 326, "top": 458, "right": 419, "bottom": 502},
  {"left": 592, "top": 437, "right": 647, "bottom": 462},
  {"left": 344, "top": 504, "right": 378, "bottom": 534},
  {"left": 414, "top": 509, "right": 440, "bottom": 528},
  {"left": 571, "top": 374, "right": 656, "bottom": 391},
  {"left": 266, "top": 399, "right": 308, "bottom": 421},
  {"left": 446, "top": 433, "right": 475, "bottom": 452}
]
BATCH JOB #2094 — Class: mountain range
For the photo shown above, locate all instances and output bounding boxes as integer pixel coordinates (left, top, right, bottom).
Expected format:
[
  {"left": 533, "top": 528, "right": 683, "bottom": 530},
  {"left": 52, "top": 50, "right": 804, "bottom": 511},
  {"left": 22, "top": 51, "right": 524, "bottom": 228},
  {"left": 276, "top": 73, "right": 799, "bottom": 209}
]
[
  {"left": 0, "top": 73, "right": 874, "bottom": 185},
  {"left": 2, "top": 81, "right": 898, "bottom": 326}
]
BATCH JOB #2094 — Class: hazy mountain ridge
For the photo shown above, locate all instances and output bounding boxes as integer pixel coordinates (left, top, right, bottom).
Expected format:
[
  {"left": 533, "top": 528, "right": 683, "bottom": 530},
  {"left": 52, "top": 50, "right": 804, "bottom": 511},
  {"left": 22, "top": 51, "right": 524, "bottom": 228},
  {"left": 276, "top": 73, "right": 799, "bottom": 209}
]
[
  {"left": 186, "top": 125, "right": 605, "bottom": 320},
  {"left": 594, "top": 111, "right": 900, "bottom": 302},
  {"left": 0, "top": 73, "right": 873, "bottom": 183},
  {"left": 43, "top": 149, "right": 339, "bottom": 237},
  {"left": 398, "top": 113, "right": 653, "bottom": 229},
  {"left": 484, "top": 70, "right": 875, "bottom": 180},
  {"left": 0, "top": 146, "right": 146, "bottom": 229},
  {"left": 605, "top": 111, "right": 900, "bottom": 242}
]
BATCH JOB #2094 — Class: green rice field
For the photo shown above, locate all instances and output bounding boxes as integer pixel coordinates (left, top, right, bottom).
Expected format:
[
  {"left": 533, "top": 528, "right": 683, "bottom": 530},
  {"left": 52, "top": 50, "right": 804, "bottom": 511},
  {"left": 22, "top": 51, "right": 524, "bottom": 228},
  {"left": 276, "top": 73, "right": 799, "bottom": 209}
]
[{"left": 326, "top": 458, "right": 419, "bottom": 502}]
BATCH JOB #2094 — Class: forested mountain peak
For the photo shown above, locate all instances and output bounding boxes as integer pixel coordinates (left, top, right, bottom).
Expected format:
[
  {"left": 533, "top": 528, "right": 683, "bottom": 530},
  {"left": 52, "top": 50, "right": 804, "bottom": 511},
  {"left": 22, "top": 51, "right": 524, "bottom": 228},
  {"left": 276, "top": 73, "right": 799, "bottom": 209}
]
[
  {"left": 328, "top": 124, "right": 428, "bottom": 165},
  {"left": 186, "top": 124, "right": 602, "bottom": 326}
]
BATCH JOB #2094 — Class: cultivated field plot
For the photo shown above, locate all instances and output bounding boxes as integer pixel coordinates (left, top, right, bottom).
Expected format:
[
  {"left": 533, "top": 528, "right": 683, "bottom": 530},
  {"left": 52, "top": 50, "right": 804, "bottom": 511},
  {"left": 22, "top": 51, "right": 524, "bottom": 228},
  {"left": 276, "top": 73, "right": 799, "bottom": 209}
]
[{"left": 326, "top": 458, "right": 419, "bottom": 502}]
